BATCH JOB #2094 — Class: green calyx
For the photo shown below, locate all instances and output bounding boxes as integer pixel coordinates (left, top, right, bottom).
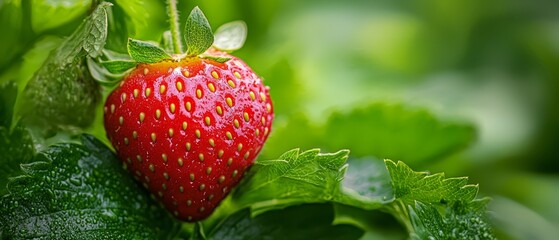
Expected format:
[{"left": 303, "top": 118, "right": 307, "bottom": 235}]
[
  {"left": 99, "top": 6, "right": 247, "bottom": 75},
  {"left": 128, "top": 38, "right": 172, "bottom": 63},
  {"left": 185, "top": 6, "right": 214, "bottom": 56},
  {"left": 213, "top": 20, "right": 247, "bottom": 52}
]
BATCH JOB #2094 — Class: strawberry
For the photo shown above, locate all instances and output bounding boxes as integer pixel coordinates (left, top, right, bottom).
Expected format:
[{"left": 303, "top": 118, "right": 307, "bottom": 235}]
[{"left": 102, "top": 7, "right": 273, "bottom": 221}]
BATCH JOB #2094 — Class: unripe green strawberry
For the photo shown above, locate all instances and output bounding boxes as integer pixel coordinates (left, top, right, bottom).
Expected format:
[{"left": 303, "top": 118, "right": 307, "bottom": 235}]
[{"left": 104, "top": 50, "right": 273, "bottom": 221}]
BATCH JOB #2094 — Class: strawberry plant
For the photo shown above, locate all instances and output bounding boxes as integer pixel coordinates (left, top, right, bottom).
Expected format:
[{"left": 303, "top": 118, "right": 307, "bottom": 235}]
[{"left": 2, "top": 0, "right": 558, "bottom": 239}]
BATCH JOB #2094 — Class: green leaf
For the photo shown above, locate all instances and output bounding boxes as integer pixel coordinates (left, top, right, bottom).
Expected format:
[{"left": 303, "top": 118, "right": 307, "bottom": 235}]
[
  {"left": 0, "top": 0, "right": 25, "bottom": 72},
  {"left": 323, "top": 104, "right": 476, "bottom": 165},
  {"left": 234, "top": 149, "right": 397, "bottom": 216},
  {"left": 101, "top": 60, "right": 137, "bottom": 74},
  {"left": 410, "top": 201, "right": 495, "bottom": 240},
  {"left": 102, "top": 49, "right": 133, "bottom": 61},
  {"left": 233, "top": 149, "right": 345, "bottom": 211},
  {"left": 263, "top": 104, "right": 475, "bottom": 166},
  {"left": 0, "top": 123, "right": 35, "bottom": 196},
  {"left": 87, "top": 57, "right": 130, "bottom": 86},
  {"left": 208, "top": 203, "right": 364, "bottom": 240},
  {"left": 184, "top": 6, "right": 214, "bottom": 56},
  {"left": 385, "top": 160, "right": 478, "bottom": 205},
  {"left": 127, "top": 38, "right": 172, "bottom": 63},
  {"left": 0, "top": 135, "right": 179, "bottom": 239},
  {"left": 225, "top": 142, "right": 491, "bottom": 238},
  {"left": 87, "top": 58, "right": 126, "bottom": 86},
  {"left": 31, "top": 0, "right": 91, "bottom": 33},
  {"left": 74, "top": 2, "right": 111, "bottom": 58},
  {"left": 19, "top": 2, "right": 111, "bottom": 130},
  {"left": 213, "top": 21, "right": 247, "bottom": 52},
  {"left": 192, "top": 222, "right": 208, "bottom": 240},
  {"left": 384, "top": 160, "right": 495, "bottom": 239},
  {"left": 339, "top": 157, "right": 393, "bottom": 209},
  {"left": 234, "top": 149, "right": 350, "bottom": 215}
]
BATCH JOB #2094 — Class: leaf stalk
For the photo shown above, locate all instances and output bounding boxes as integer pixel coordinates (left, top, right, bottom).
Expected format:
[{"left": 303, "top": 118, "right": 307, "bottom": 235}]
[{"left": 167, "top": 0, "right": 183, "bottom": 54}]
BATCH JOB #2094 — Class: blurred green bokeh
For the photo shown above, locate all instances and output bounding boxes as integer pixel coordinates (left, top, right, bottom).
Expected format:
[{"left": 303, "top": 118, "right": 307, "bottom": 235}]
[{"left": 1, "top": 0, "right": 558, "bottom": 239}]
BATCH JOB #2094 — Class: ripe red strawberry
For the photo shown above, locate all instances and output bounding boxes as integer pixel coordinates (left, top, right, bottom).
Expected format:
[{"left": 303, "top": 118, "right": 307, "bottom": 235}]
[
  {"left": 102, "top": 6, "right": 273, "bottom": 222},
  {"left": 103, "top": 49, "right": 273, "bottom": 221}
]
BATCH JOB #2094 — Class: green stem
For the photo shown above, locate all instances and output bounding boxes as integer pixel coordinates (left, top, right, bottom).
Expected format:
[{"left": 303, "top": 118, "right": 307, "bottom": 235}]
[
  {"left": 387, "top": 200, "right": 414, "bottom": 236},
  {"left": 167, "top": 0, "right": 183, "bottom": 54}
]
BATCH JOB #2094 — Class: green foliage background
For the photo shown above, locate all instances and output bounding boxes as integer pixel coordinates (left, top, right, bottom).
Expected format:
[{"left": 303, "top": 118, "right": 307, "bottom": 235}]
[{"left": 1, "top": 0, "right": 558, "bottom": 239}]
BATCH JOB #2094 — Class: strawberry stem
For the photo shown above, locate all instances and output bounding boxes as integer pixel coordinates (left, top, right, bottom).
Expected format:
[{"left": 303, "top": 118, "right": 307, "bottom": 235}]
[{"left": 167, "top": 0, "right": 183, "bottom": 54}]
